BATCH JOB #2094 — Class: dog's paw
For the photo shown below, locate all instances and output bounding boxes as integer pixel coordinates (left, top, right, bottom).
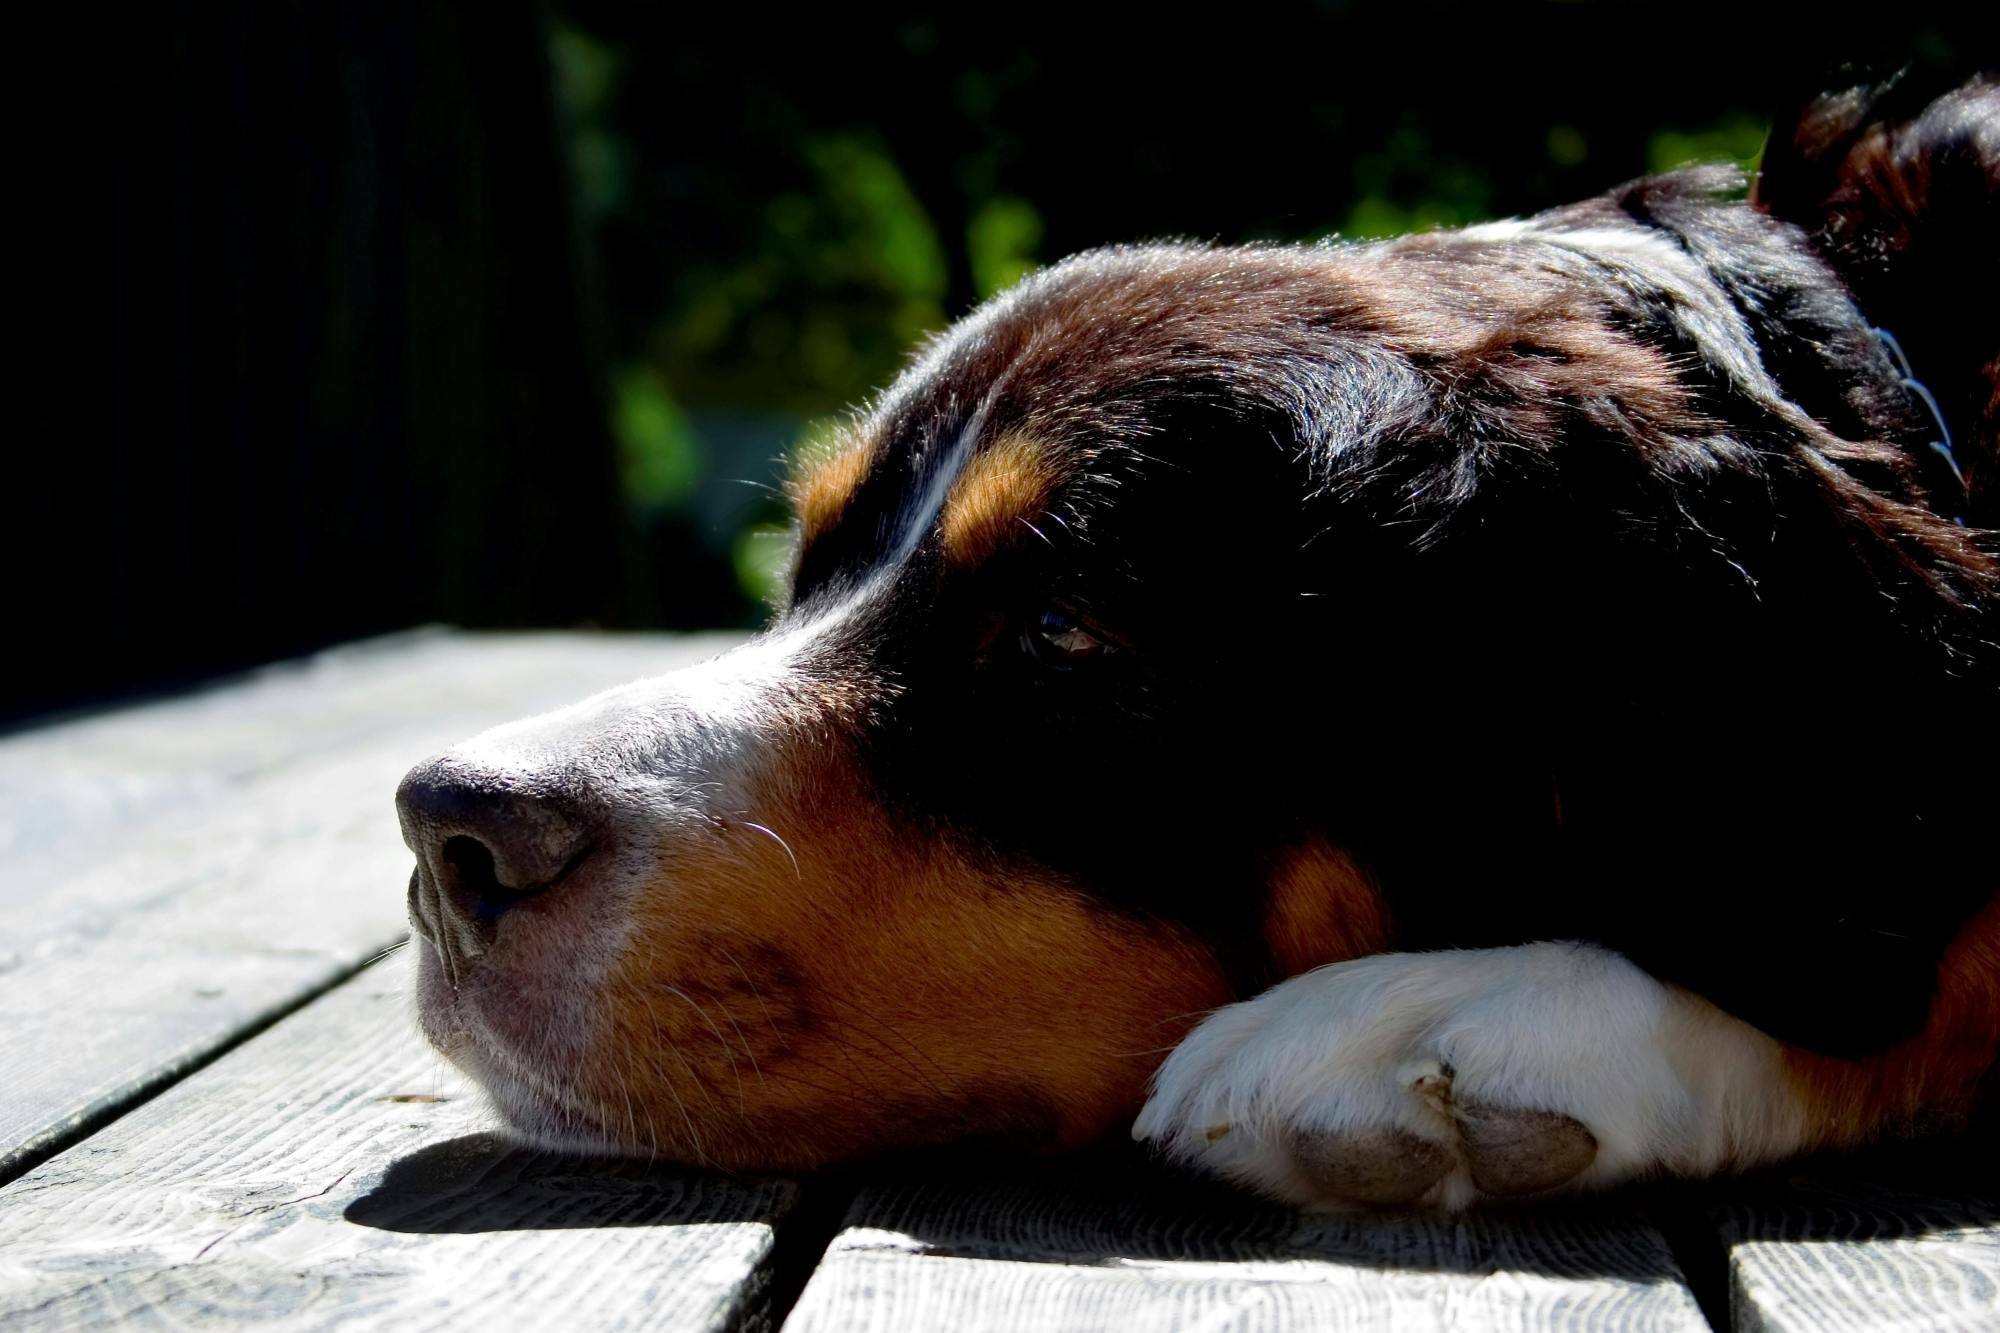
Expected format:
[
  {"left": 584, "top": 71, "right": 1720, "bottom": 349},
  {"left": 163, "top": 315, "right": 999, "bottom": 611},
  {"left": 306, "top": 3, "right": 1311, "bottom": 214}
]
[{"left": 1132, "top": 942, "right": 1805, "bottom": 1211}]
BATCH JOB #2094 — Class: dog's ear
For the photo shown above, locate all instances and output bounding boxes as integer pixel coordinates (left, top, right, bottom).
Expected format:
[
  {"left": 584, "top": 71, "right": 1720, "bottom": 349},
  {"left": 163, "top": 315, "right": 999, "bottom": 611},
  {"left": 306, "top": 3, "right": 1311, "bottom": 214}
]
[{"left": 1754, "top": 74, "right": 1998, "bottom": 518}]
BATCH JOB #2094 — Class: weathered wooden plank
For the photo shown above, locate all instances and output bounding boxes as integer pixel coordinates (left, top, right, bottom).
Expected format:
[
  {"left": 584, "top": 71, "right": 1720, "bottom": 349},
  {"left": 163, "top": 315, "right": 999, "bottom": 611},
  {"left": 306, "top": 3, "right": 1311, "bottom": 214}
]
[
  {"left": 0, "top": 955, "right": 804, "bottom": 1332},
  {"left": 1715, "top": 1160, "right": 2000, "bottom": 1333},
  {"left": 784, "top": 1156, "right": 1709, "bottom": 1332},
  {"left": 0, "top": 629, "right": 739, "bottom": 867},
  {"left": 0, "top": 632, "right": 743, "bottom": 1179}
]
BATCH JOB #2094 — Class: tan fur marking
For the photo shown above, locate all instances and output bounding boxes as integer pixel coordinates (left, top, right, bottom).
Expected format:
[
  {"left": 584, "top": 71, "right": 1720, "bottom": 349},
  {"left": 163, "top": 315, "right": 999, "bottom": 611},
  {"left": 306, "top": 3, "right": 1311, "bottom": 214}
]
[
  {"left": 941, "top": 434, "right": 1066, "bottom": 564},
  {"left": 787, "top": 437, "right": 875, "bottom": 549},
  {"left": 1263, "top": 838, "right": 1392, "bottom": 977},
  {"left": 578, "top": 730, "right": 1230, "bottom": 1170},
  {"left": 1786, "top": 897, "right": 2000, "bottom": 1146}
]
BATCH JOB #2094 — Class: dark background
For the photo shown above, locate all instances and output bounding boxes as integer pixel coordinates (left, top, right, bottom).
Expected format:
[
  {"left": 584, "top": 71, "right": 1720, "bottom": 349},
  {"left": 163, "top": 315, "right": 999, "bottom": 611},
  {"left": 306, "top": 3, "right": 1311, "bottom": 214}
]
[{"left": 12, "top": 2, "right": 1985, "bottom": 721}]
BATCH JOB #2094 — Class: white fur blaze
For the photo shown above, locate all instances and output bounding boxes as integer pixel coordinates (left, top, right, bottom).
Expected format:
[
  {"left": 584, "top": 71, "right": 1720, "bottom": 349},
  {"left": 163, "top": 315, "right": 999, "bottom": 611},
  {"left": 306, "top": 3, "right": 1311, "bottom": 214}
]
[{"left": 1132, "top": 942, "right": 1810, "bottom": 1211}]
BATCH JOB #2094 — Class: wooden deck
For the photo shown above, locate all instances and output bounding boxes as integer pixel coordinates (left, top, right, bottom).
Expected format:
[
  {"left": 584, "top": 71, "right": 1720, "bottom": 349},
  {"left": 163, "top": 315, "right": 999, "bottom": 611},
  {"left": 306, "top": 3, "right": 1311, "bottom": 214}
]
[{"left": 3, "top": 630, "right": 1993, "bottom": 1331}]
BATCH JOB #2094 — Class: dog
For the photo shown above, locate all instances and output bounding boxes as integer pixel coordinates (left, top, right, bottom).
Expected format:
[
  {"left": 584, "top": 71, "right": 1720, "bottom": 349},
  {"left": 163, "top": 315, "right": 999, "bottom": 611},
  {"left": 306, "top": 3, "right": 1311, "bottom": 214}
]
[{"left": 397, "top": 78, "right": 1997, "bottom": 1210}]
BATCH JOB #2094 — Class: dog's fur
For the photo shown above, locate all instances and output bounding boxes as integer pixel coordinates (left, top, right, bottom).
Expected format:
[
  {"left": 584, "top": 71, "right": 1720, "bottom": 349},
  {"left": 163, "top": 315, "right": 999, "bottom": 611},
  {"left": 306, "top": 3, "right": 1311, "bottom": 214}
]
[{"left": 398, "top": 78, "right": 1998, "bottom": 1209}]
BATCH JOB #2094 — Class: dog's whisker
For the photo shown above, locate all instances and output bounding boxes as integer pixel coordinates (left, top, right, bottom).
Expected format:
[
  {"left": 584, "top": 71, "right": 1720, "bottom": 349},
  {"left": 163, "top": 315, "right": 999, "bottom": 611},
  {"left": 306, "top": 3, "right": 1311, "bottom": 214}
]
[
  {"left": 363, "top": 938, "right": 411, "bottom": 967},
  {"left": 739, "top": 821, "right": 802, "bottom": 880}
]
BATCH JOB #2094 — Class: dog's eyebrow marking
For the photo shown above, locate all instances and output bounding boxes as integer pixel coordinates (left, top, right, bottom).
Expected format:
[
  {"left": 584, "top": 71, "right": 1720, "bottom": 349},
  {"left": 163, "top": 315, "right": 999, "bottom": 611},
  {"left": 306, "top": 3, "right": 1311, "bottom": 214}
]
[
  {"left": 940, "top": 433, "right": 1068, "bottom": 565},
  {"left": 787, "top": 436, "right": 876, "bottom": 551}
]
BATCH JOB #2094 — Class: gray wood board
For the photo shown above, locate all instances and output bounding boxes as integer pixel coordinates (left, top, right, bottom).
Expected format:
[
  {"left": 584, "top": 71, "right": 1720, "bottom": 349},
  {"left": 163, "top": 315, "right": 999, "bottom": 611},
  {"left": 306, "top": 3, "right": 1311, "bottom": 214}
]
[
  {"left": 1, "top": 629, "right": 739, "bottom": 869},
  {"left": 0, "top": 632, "right": 742, "bottom": 1178},
  {"left": 1714, "top": 1159, "right": 2000, "bottom": 1332},
  {"left": 783, "top": 1156, "right": 1711, "bottom": 1332},
  {"left": 0, "top": 955, "right": 805, "bottom": 1332}
]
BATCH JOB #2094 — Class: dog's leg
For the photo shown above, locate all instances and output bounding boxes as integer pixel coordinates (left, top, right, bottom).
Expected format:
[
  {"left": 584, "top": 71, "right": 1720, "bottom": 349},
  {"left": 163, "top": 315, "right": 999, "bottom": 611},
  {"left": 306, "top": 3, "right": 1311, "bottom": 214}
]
[{"left": 1133, "top": 942, "right": 1813, "bottom": 1210}]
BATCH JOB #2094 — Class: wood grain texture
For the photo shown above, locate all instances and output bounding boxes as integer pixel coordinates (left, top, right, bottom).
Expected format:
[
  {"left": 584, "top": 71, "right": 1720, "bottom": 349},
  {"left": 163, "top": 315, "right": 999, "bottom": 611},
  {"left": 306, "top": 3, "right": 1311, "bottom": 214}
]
[
  {"left": 0, "top": 955, "right": 804, "bottom": 1332},
  {"left": 783, "top": 1156, "right": 1710, "bottom": 1333},
  {"left": 0, "top": 629, "right": 739, "bottom": 868},
  {"left": 1714, "top": 1158, "right": 2000, "bottom": 1333},
  {"left": 0, "top": 631, "right": 742, "bottom": 1178}
]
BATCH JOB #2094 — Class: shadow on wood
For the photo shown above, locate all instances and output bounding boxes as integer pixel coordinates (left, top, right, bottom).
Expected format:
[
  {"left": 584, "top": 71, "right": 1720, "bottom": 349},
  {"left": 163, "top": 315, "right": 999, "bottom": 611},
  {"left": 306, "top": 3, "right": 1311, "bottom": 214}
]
[
  {"left": 820, "top": 1145, "right": 1696, "bottom": 1283},
  {"left": 344, "top": 1132, "right": 798, "bottom": 1234}
]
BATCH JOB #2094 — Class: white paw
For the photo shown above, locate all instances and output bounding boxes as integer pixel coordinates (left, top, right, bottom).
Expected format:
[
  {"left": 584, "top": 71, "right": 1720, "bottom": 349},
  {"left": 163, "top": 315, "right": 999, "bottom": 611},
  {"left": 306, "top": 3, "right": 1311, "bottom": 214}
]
[{"left": 1133, "top": 942, "right": 1806, "bottom": 1211}]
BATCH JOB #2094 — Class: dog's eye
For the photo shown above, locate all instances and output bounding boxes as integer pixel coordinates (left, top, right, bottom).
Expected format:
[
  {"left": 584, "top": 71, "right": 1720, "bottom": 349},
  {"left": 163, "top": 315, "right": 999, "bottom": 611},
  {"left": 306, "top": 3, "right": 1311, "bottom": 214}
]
[{"left": 1022, "top": 610, "right": 1115, "bottom": 669}]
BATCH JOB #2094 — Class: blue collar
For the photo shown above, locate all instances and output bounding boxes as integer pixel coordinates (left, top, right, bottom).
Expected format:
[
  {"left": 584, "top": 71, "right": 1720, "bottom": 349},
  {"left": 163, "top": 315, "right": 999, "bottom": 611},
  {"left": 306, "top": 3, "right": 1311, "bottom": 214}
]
[{"left": 1874, "top": 326, "right": 1966, "bottom": 526}]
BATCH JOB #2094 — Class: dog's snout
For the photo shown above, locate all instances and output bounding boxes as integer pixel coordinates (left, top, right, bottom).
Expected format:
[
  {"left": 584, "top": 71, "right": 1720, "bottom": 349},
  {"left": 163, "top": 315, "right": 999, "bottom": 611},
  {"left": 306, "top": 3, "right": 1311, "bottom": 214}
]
[{"left": 396, "top": 756, "right": 597, "bottom": 941}]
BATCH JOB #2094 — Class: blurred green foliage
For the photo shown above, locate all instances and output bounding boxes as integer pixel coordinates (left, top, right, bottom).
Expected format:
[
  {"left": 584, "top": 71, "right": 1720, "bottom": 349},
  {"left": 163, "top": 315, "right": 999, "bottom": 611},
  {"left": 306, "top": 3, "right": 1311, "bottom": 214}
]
[
  {"left": 967, "top": 195, "right": 1045, "bottom": 299},
  {"left": 546, "top": 5, "right": 1980, "bottom": 629},
  {"left": 613, "top": 367, "right": 703, "bottom": 510},
  {"left": 733, "top": 520, "right": 797, "bottom": 610},
  {"left": 1648, "top": 113, "right": 1771, "bottom": 176}
]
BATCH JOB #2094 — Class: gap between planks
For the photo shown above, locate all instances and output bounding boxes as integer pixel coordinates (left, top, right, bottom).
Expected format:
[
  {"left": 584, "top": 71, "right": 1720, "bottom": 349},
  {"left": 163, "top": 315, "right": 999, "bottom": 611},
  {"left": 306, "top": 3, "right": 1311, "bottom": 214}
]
[{"left": 0, "top": 953, "right": 832, "bottom": 1333}]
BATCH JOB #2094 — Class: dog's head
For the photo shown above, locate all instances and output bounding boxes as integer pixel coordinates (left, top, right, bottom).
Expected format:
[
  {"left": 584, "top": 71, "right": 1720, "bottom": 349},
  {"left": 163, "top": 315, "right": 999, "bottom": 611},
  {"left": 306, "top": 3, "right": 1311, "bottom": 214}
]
[{"left": 398, "top": 81, "right": 1996, "bottom": 1169}]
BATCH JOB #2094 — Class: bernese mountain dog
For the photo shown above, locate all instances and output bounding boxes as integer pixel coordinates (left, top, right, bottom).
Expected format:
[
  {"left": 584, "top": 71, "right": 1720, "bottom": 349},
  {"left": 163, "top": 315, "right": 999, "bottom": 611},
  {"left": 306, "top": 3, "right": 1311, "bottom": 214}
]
[{"left": 397, "top": 78, "right": 1997, "bottom": 1210}]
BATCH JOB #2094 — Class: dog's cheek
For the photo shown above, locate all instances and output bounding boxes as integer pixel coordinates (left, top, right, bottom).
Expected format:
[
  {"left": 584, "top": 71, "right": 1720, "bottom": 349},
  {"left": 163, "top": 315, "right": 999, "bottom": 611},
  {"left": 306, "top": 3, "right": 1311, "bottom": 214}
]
[
  {"left": 1263, "top": 837, "right": 1393, "bottom": 978},
  {"left": 586, "top": 741, "right": 1235, "bottom": 1168}
]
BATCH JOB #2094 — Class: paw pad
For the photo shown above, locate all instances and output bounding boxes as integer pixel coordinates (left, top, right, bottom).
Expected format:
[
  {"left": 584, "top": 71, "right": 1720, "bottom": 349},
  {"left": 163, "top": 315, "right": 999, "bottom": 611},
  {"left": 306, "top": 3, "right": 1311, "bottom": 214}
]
[
  {"left": 1283, "top": 1124, "right": 1452, "bottom": 1205},
  {"left": 1456, "top": 1102, "right": 1598, "bottom": 1197}
]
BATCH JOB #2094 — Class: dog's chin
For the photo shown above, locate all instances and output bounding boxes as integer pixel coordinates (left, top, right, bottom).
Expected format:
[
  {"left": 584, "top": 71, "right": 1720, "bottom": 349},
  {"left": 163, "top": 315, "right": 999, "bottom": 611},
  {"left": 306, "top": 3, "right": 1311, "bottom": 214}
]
[
  {"left": 460, "top": 1050, "right": 632, "bottom": 1157},
  {"left": 412, "top": 944, "right": 640, "bottom": 1158},
  {"left": 411, "top": 934, "right": 845, "bottom": 1170}
]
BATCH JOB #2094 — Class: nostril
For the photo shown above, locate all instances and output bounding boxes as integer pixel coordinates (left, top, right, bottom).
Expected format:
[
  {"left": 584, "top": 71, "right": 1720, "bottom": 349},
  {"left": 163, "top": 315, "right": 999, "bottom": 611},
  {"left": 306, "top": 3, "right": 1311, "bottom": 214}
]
[
  {"left": 442, "top": 835, "right": 494, "bottom": 883},
  {"left": 437, "top": 832, "right": 586, "bottom": 928},
  {"left": 440, "top": 835, "right": 512, "bottom": 925}
]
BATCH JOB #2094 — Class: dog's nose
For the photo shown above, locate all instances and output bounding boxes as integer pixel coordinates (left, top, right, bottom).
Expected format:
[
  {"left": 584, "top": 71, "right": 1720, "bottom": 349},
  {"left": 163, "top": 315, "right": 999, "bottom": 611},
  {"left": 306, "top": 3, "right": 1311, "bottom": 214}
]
[{"left": 396, "top": 756, "right": 597, "bottom": 943}]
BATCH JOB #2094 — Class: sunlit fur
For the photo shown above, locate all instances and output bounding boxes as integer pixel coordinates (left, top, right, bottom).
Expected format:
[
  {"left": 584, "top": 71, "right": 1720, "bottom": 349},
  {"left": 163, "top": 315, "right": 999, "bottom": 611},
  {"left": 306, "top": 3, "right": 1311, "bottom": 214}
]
[
  {"left": 939, "top": 433, "right": 1071, "bottom": 565},
  {"left": 787, "top": 436, "right": 876, "bottom": 552},
  {"left": 1134, "top": 943, "right": 1809, "bottom": 1211}
]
